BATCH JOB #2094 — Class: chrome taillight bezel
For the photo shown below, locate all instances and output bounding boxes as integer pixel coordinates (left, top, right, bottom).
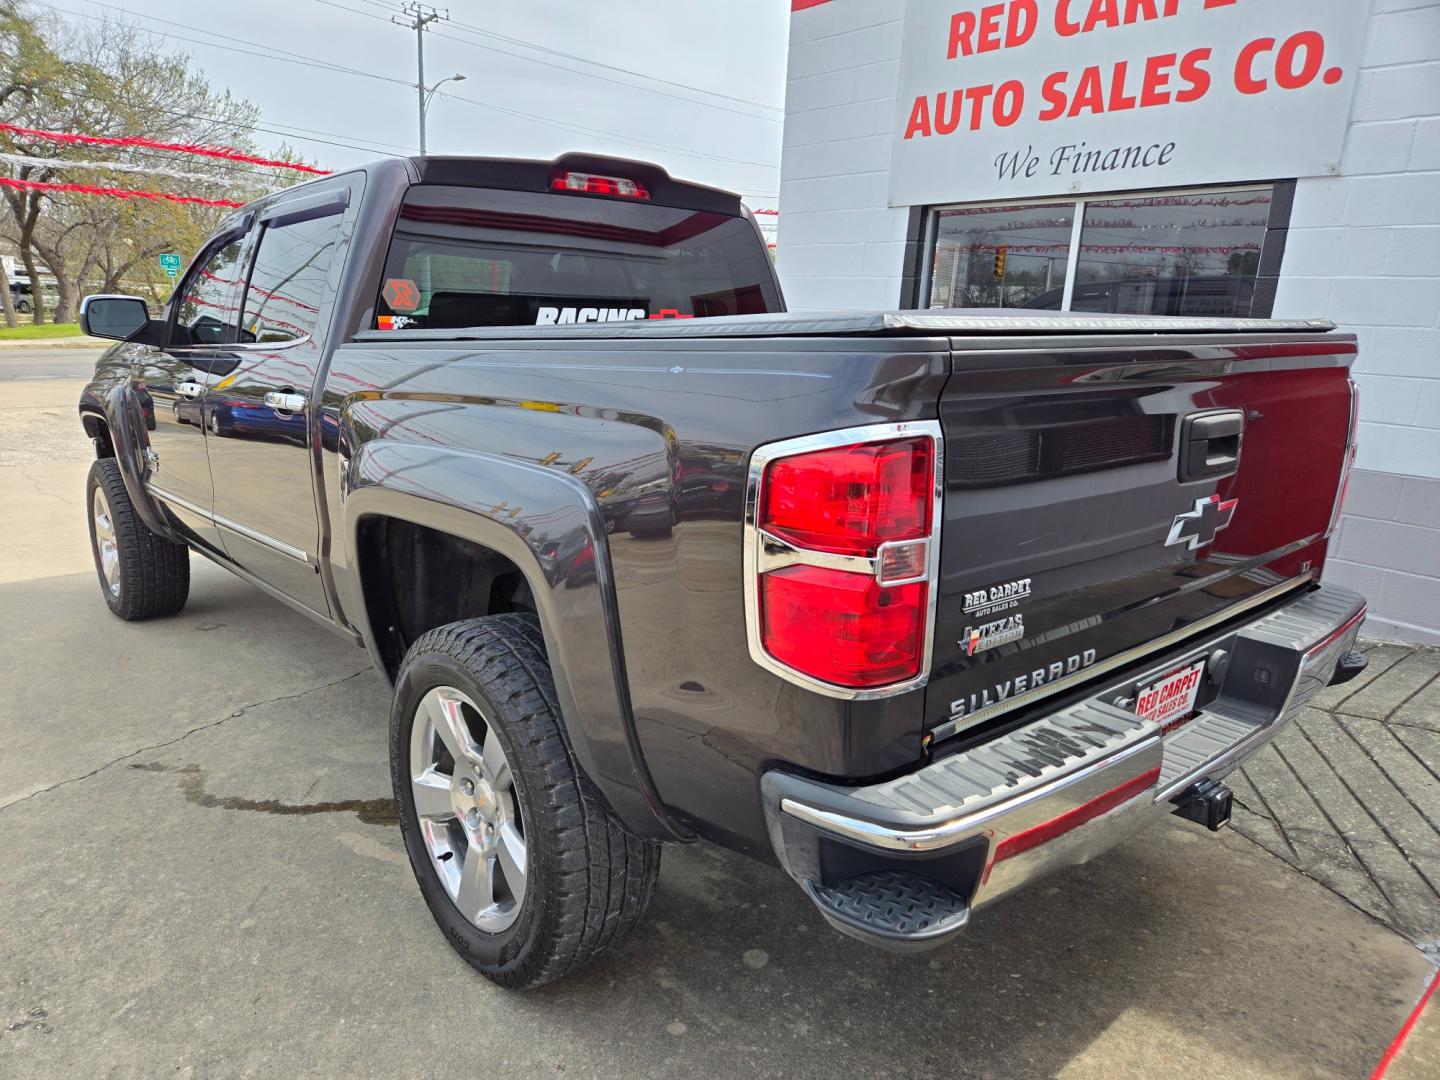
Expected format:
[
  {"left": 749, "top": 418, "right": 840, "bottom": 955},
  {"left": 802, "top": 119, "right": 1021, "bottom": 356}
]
[
  {"left": 741, "top": 420, "right": 944, "bottom": 700},
  {"left": 1325, "top": 378, "right": 1360, "bottom": 539}
]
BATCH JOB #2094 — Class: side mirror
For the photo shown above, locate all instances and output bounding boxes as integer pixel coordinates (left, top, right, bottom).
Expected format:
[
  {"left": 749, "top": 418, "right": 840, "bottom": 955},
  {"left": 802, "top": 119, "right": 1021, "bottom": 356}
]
[{"left": 80, "top": 295, "right": 152, "bottom": 342}]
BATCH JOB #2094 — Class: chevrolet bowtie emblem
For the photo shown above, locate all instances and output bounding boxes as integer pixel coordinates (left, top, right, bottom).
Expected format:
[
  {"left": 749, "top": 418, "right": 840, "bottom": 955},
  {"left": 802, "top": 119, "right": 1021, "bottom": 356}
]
[{"left": 1166, "top": 494, "right": 1238, "bottom": 551}]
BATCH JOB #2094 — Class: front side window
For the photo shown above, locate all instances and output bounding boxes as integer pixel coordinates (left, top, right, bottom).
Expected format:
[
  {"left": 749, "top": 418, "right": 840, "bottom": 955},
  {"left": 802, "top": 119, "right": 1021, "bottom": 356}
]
[
  {"left": 241, "top": 212, "right": 343, "bottom": 344},
  {"left": 173, "top": 239, "right": 246, "bottom": 346},
  {"left": 375, "top": 185, "right": 781, "bottom": 330},
  {"left": 926, "top": 186, "right": 1274, "bottom": 318}
]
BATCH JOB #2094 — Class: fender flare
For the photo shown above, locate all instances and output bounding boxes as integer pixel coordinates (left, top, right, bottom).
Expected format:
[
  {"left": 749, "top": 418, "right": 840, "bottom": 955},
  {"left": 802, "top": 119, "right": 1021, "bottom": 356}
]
[
  {"left": 78, "top": 385, "right": 177, "bottom": 540},
  {"left": 342, "top": 439, "right": 690, "bottom": 843}
]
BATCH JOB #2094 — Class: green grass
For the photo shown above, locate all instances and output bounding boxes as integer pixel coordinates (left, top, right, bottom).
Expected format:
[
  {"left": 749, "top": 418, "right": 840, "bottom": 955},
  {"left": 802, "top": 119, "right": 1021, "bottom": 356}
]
[{"left": 0, "top": 322, "right": 84, "bottom": 340}]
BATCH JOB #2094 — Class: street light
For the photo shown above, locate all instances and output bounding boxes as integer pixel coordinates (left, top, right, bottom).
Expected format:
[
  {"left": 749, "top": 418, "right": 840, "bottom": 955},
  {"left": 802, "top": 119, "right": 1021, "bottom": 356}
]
[{"left": 420, "top": 73, "right": 465, "bottom": 154}]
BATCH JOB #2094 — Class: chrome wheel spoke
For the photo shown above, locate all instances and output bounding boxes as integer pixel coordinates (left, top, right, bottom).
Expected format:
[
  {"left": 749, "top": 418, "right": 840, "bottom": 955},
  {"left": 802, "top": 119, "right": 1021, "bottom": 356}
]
[
  {"left": 410, "top": 683, "right": 527, "bottom": 934},
  {"left": 455, "top": 844, "right": 494, "bottom": 917},
  {"left": 410, "top": 767, "right": 454, "bottom": 821},
  {"left": 426, "top": 690, "right": 480, "bottom": 766},
  {"left": 480, "top": 731, "right": 511, "bottom": 790},
  {"left": 92, "top": 489, "right": 121, "bottom": 596},
  {"left": 496, "top": 821, "right": 527, "bottom": 905}
]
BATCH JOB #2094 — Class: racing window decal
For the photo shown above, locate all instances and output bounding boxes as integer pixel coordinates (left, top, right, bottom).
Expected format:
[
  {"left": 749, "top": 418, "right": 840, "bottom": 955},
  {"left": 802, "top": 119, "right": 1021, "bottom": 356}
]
[{"left": 533, "top": 300, "right": 651, "bottom": 325}]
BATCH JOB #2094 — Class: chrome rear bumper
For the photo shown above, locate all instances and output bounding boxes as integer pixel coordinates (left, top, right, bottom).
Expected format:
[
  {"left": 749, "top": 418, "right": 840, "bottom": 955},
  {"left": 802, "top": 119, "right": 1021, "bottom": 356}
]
[{"left": 761, "top": 583, "right": 1367, "bottom": 950}]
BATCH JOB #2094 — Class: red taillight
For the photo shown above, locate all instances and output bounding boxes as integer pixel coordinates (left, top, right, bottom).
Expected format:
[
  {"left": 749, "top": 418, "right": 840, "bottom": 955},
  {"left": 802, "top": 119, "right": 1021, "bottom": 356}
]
[
  {"left": 749, "top": 430, "right": 939, "bottom": 692},
  {"left": 1326, "top": 378, "right": 1360, "bottom": 538},
  {"left": 761, "top": 568, "right": 927, "bottom": 688},
  {"left": 549, "top": 170, "right": 649, "bottom": 200},
  {"left": 762, "top": 437, "right": 933, "bottom": 556}
]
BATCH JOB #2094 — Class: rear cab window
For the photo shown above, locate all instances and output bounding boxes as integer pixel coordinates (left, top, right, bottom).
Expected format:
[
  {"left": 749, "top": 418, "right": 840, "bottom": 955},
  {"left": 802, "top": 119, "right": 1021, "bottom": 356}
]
[{"left": 374, "top": 184, "right": 781, "bottom": 330}]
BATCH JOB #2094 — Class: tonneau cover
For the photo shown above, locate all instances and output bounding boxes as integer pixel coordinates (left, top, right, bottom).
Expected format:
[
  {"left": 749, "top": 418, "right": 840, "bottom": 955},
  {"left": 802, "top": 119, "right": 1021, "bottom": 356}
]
[{"left": 353, "top": 308, "right": 1336, "bottom": 344}]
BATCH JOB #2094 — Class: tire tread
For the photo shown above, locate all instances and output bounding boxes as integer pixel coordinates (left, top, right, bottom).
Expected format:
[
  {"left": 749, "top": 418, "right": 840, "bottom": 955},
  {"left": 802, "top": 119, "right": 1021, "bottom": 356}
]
[
  {"left": 87, "top": 458, "right": 189, "bottom": 620},
  {"left": 394, "top": 614, "right": 659, "bottom": 989}
]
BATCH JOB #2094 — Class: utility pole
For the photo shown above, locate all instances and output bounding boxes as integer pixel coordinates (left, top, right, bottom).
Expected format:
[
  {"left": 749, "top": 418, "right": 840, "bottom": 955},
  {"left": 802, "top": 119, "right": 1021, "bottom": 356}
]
[{"left": 392, "top": 2, "right": 449, "bottom": 154}]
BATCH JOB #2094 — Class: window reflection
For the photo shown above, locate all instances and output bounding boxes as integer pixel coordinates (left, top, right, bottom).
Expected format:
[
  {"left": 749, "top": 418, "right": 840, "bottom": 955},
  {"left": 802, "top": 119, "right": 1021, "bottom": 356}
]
[
  {"left": 929, "top": 202, "right": 1074, "bottom": 310},
  {"left": 1071, "top": 191, "right": 1271, "bottom": 317},
  {"left": 925, "top": 187, "right": 1274, "bottom": 318}
]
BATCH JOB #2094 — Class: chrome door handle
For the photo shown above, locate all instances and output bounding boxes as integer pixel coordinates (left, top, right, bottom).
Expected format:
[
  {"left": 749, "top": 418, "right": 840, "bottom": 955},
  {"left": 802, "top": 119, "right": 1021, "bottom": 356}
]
[
  {"left": 175, "top": 381, "right": 204, "bottom": 399},
  {"left": 264, "top": 391, "right": 307, "bottom": 413}
]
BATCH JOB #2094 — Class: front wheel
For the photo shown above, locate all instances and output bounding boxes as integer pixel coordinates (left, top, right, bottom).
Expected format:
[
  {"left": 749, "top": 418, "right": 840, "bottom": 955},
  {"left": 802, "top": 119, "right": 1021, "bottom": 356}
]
[
  {"left": 86, "top": 458, "right": 190, "bottom": 620},
  {"left": 390, "top": 614, "right": 660, "bottom": 989}
]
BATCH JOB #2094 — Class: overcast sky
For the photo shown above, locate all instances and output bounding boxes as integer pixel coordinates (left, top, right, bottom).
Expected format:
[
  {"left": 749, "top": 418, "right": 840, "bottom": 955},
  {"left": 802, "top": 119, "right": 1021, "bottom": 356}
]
[{"left": 38, "top": 0, "right": 789, "bottom": 209}]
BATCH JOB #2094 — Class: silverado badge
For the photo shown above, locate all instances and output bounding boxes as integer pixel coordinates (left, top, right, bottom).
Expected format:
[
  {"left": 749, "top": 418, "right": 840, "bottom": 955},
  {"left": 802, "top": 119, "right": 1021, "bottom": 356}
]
[{"left": 1166, "top": 494, "right": 1238, "bottom": 551}]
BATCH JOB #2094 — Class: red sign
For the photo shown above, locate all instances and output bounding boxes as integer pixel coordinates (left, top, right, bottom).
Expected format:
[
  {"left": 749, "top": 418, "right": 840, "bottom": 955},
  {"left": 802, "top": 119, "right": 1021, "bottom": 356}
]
[{"left": 382, "top": 278, "right": 420, "bottom": 312}]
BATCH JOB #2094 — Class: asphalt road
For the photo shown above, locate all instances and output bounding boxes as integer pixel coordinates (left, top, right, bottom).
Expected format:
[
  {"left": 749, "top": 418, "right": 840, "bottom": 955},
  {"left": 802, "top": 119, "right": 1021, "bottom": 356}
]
[
  {"left": 0, "top": 345, "right": 102, "bottom": 381},
  {"left": 1, "top": 376, "right": 1436, "bottom": 1078}
]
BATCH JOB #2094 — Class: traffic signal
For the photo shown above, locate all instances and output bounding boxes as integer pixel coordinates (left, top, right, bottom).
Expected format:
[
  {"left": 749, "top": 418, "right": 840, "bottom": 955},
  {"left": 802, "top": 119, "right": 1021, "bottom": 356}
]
[{"left": 993, "top": 245, "right": 1007, "bottom": 281}]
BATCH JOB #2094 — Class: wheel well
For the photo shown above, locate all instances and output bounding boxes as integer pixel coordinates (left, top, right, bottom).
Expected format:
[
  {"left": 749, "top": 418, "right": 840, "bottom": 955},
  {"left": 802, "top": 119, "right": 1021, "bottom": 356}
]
[
  {"left": 356, "top": 517, "right": 537, "bottom": 678},
  {"left": 82, "top": 413, "right": 116, "bottom": 458}
]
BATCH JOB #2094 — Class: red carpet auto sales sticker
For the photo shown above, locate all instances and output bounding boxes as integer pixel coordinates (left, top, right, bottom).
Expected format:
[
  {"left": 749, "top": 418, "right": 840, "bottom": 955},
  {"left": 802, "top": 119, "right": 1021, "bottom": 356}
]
[{"left": 889, "top": 0, "right": 1370, "bottom": 206}]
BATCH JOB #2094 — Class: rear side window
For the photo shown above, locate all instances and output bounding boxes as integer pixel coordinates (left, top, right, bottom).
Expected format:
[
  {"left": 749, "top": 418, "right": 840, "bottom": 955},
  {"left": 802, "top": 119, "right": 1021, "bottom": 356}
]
[
  {"left": 374, "top": 185, "right": 780, "bottom": 330},
  {"left": 241, "top": 212, "right": 343, "bottom": 344}
]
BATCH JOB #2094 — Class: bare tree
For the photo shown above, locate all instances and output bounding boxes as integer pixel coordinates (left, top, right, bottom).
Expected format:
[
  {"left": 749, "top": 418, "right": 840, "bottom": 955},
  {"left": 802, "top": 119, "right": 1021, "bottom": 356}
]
[{"left": 1, "top": 2, "right": 304, "bottom": 323}]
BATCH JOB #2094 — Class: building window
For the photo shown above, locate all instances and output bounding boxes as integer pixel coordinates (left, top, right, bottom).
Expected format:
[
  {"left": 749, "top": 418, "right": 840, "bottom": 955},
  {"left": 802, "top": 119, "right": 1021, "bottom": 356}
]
[{"left": 925, "top": 185, "right": 1276, "bottom": 318}]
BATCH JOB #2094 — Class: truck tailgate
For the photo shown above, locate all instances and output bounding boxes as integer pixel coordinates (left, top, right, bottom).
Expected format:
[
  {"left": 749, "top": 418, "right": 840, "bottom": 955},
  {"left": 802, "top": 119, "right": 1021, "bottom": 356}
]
[{"left": 928, "top": 333, "right": 1357, "bottom": 740}]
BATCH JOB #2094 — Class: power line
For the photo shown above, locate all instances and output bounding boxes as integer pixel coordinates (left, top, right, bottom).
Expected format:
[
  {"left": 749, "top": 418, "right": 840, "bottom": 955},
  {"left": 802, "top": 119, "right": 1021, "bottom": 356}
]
[
  {"left": 35, "top": 1, "right": 414, "bottom": 87},
  {"left": 349, "top": 0, "right": 782, "bottom": 117},
  {"left": 432, "top": 85, "right": 777, "bottom": 169},
  {"left": 38, "top": 0, "right": 777, "bottom": 171}
]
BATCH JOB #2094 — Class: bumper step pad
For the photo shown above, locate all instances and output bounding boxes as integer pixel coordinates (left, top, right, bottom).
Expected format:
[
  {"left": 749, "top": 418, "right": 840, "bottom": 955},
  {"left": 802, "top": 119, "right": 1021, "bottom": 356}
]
[{"left": 804, "top": 871, "right": 970, "bottom": 952}]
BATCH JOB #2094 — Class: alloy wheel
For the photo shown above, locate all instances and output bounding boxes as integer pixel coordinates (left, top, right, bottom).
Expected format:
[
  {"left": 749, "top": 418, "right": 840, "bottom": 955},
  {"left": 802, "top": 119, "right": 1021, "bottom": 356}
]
[
  {"left": 409, "top": 685, "right": 527, "bottom": 933},
  {"left": 92, "top": 486, "right": 121, "bottom": 598}
]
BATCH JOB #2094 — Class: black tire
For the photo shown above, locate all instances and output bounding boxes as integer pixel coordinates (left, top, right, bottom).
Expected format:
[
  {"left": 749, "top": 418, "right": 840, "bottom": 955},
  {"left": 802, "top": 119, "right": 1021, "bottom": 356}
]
[
  {"left": 85, "top": 458, "right": 190, "bottom": 620},
  {"left": 390, "top": 613, "right": 661, "bottom": 989}
]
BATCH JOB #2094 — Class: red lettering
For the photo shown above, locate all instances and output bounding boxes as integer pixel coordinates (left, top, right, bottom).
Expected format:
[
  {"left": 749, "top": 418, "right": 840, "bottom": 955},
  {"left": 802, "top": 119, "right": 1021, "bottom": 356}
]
[
  {"left": 965, "top": 83, "right": 994, "bottom": 130},
  {"left": 1140, "top": 52, "right": 1175, "bottom": 107},
  {"left": 995, "top": 80, "right": 1025, "bottom": 126},
  {"left": 1124, "top": 0, "right": 1159, "bottom": 23},
  {"left": 1008, "top": 1, "right": 1038, "bottom": 49},
  {"left": 1276, "top": 30, "right": 1325, "bottom": 89},
  {"left": 933, "top": 92, "right": 963, "bottom": 136},
  {"left": 1177, "top": 47, "right": 1212, "bottom": 102},
  {"left": 947, "top": 11, "right": 976, "bottom": 59},
  {"left": 1083, "top": 0, "right": 1120, "bottom": 34},
  {"left": 977, "top": 4, "right": 1003, "bottom": 52},
  {"left": 1055, "top": 0, "right": 1081, "bottom": 36},
  {"left": 904, "top": 95, "right": 932, "bottom": 139},
  {"left": 1039, "top": 70, "right": 1070, "bottom": 120},
  {"left": 1236, "top": 38, "right": 1274, "bottom": 95},
  {"left": 1068, "top": 66, "right": 1105, "bottom": 116},
  {"left": 1108, "top": 60, "right": 1138, "bottom": 111}
]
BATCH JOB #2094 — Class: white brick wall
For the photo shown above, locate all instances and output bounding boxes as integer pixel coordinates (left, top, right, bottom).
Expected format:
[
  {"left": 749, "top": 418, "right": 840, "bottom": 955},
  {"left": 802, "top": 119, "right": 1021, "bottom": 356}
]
[
  {"left": 1270, "top": 2, "right": 1440, "bottom": 641},
  {"left": 777, "top": 1, "right": 911, "bottom": 310},
  {"left": 779, "top": 0, "right": 1440, "bottom": 641}
]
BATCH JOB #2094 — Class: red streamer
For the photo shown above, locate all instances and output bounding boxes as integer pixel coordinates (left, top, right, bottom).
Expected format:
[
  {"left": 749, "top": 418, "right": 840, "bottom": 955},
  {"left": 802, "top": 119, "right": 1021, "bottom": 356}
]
[
  {"left": 0, "top": 175, "right": 244, "bottom": 208},
  {"left": 0, "top": 121, "right": 329, "bottom": 175}
]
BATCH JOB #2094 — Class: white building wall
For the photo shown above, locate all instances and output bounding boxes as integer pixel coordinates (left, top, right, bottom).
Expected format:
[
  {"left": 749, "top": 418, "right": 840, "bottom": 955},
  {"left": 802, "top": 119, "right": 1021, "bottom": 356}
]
[
  {"left": 778, "top": 1, "right": 910, "bottom": 310},
  {"left": 1273, "top": 0, "right": 1440, "bottom": 643},
  {"left": 779, "top": 0, "right": 1440, "bottom": 643}
]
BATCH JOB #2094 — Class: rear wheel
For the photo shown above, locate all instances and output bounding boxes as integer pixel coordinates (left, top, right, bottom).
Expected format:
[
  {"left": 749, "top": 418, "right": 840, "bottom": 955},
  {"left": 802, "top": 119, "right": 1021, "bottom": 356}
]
[
  {"left": 390, "top": 614, "right": 660, "bottom": 989},
  {"left": 86, "top": 458, "right": 189, "bottom": 620}
]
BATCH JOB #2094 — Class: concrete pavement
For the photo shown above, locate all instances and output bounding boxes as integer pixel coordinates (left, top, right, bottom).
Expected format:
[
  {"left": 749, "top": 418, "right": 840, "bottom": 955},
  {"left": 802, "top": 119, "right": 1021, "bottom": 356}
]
[
  {"left": 1, "top": 376, "right": 1437, "bottom": 1078},
  {"left": 0, "top": 345, "right": 103, "bottom": 382}
]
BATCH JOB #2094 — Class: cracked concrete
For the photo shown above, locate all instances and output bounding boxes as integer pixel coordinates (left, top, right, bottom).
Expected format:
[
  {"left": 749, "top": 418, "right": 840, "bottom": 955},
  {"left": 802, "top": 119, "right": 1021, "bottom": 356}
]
[
  {"left": 0, "top": 668, "right": 372, "bottom": 814},
  {"left": 2, "top": 374, "right": 1437, "bottom": 1078}
]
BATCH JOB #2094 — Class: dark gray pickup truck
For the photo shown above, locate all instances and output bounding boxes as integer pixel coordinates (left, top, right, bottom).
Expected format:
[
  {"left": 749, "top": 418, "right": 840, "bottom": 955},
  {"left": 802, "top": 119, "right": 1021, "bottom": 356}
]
[{"left": 77, "top": 153, "right": 1368, "bottom": 989}]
